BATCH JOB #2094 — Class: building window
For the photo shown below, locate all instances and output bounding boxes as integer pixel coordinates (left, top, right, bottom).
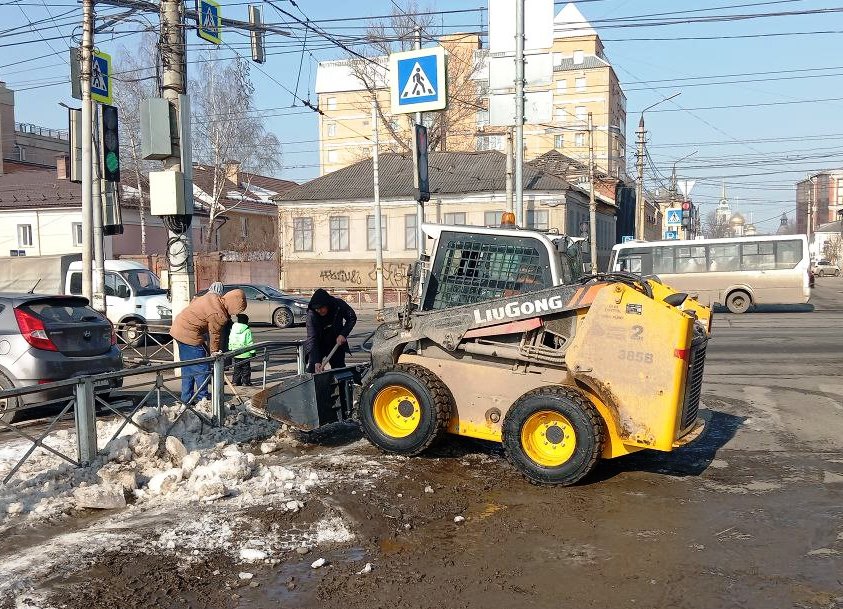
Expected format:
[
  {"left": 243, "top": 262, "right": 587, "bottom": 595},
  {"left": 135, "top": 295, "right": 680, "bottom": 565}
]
[
  {"left": 405, "top": 213, "right": 418, "bottom": 250},
  {"left": 553, "top": 107, "right": 567, "bottom": 123},
  {"left": 555, "top": 79, "right": 567, "bottom": 93},
  {"left": 240, "top": 217, "right": 248, "bottom": 238},
  {"left": 476, "top": 109, "right": 490, "bottom": 127},
  {"left": 575, "top": 77, "right": 586, "bottom": 91},
  {"left": 573, "top": 50, "right": 584, "bottom": 65},
  {"left": 327, "top": 122, "right": 337, "bottom": 136},
  {"left": 575, "top": 132, "right": 585, "bottom": 147},
  {"left": 527, "top": 209, "right": 549, "bottom": 230},
  {"left": 327, "top": 150, "right": 339, "bottom": 164},
  {"left": 476, "top": 135, "right": 504, "bottom": 151},
  {"left": 17, "top": 224, "right": 33, "bottom": 248},
  {"left": 367, "top": 215, "right": 387, "bottom": 250},
  {"left": 329, "top": 216, "right": 349, "bottom": 251},
  {"left": 13, "top": 145, "right": 25, "bottom": 161},
  {"left": 443, "top": 212, "right": 466, "bottom": 226},
  {"left": 484, "top": 211, "right": 503, "bottom": 227},
  {"left": 552, "top": 52, "right": 562, "bottom": 67},
  {"left": 72, "top": 222, "right": 83, "bottom": 246},
  {"left": 575, "top": 106, "right": 587, "bottom": 121},
  {"left": 293, "top": 217, "right": 313, "bottom": 252},
  {"left": 554, "top": 134, "right": 564, "bottom": 148},
  {"left": 326, "top": 96, "right": 337, "bottom": 110}
]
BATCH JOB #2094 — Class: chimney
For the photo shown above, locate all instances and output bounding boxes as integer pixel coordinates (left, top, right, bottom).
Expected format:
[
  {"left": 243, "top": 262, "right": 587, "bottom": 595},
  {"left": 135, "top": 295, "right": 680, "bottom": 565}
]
[
  {"left": 56, "top": 154, "right": 69, "bottom": 180},
  {"left": 224, "top": 160, "right": 241, "bottom": 185}
]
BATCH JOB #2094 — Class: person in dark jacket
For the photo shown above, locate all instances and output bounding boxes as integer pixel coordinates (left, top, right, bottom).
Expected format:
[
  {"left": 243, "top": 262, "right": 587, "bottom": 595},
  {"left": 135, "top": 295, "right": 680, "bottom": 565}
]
[{"left": 304, "top": 288, "right": 357, "bottom": 373}]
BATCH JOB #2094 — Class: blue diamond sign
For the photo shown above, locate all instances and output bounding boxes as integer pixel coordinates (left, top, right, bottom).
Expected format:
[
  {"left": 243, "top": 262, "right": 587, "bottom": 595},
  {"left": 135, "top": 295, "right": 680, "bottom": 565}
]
[
  {"left": 197, "top": 0, "right": 222, "bottom": 44},
  {"left": 389, "top": 46, "right": 447, "bottom": 115},
  {"left": 90, "top": 50, "right": 111, "bottom": 104}
]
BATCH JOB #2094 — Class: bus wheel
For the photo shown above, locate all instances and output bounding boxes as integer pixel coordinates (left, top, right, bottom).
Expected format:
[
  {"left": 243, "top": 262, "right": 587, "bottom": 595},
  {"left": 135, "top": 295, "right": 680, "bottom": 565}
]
[{"left": 726, "top": 290, "right": 751, "bottom": 314}]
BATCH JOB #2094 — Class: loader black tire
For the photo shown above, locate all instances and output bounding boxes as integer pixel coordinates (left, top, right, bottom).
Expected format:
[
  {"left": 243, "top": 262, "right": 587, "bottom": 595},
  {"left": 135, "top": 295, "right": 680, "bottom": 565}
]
[
  {"left": 358, "top": 364, "right": 453, "bottom": 456},
  {"left": 502, "top": 386, "right": 604, "bottom": 486}
]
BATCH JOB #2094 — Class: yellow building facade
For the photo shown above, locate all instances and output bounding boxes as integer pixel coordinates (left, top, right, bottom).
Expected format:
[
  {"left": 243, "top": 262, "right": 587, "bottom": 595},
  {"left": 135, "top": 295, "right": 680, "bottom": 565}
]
[{"left": 315, "top": 3, "right": 626, "bottom": 179}]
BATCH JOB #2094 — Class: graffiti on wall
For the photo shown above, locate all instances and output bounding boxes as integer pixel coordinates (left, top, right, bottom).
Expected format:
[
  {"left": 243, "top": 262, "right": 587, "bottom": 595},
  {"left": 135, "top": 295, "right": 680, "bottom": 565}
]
[
  {"left": 319, "top": 269, "right": 362, "bottom": 285},
  {"left": 369, "top": 262, "right": 410, "bottom": 287},
  {"left": 316, "top": 262, "right": 411, "bottom": 287}
]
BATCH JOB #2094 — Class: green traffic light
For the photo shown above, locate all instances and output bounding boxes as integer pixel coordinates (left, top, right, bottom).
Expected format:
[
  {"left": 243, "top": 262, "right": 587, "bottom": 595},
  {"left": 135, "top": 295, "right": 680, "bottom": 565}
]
[{"left": 106, "top": 151, "right": 119, "bottom": 173}]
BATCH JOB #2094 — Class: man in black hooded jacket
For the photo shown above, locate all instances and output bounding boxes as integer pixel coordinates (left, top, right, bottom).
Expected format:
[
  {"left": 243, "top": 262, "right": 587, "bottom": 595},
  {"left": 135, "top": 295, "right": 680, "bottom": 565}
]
[{"left": 304, "top": 288, "right": 357, "bottom": 373}]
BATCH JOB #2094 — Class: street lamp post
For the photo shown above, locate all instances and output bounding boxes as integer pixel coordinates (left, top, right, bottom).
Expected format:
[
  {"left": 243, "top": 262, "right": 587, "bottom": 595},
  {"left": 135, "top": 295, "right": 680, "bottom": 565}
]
[{"left": 635, "top": 92, "right": 681, "bottom": 240}]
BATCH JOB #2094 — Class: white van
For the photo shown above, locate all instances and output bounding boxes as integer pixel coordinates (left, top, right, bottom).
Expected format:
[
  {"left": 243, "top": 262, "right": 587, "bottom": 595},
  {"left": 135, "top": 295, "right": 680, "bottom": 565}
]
[{"left": 66, "top": 260, "right": 172, "bottom": 343}]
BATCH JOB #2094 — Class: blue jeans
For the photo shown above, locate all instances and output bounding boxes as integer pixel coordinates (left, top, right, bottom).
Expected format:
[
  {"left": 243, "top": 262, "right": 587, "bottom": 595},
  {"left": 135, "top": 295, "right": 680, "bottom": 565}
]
[{"left": 177, "top": 341, "right": 210, "bottom": 404}]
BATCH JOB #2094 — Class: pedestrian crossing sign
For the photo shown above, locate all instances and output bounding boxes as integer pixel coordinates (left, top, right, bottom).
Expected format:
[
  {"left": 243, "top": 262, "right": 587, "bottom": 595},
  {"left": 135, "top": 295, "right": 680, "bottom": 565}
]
[
  {"left": 666, "top": 208, "right": 682, "bottom": 226},
  {"left": 90, "top": 50, "right": 111, "bottom": 104},
  {"left": 197, "top": 0, "right": 222, "bottom": 44},
  {"left": 389, "top": 46, "right": 447, "bottom": 115}
]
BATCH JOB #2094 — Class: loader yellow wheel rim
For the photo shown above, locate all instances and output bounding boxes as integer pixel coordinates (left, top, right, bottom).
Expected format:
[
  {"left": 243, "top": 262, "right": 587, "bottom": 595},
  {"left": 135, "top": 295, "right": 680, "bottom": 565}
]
[
  {"left": 521, "top": 410, "right": 576, "bottom": 467},
  {"left": 372, "top": 385, "right": 421, "bottom": 438}
]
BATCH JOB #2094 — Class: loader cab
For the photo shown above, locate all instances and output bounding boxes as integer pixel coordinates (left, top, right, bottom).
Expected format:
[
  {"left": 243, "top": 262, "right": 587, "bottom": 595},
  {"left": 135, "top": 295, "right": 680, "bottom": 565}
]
[{"left": 420, "top": 224, "right": 577, "bottom": 311}]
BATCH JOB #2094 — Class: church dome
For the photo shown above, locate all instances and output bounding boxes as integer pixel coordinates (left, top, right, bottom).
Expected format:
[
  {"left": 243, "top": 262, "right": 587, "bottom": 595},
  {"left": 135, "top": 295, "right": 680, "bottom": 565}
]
[{"left": 729, "top": 213, "right": 745, "bottom": 226}]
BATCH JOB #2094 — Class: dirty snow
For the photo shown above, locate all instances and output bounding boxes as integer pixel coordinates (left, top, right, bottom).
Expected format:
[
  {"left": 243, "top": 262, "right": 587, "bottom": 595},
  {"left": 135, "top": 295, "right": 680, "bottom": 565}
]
[{"left": 0, "top": 403, "right": 377, "bottom": 601}]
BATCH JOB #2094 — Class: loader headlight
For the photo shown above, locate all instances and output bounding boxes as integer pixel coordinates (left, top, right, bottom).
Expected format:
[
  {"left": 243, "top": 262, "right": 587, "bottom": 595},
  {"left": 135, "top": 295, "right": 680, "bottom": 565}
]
[{"left": 157, "top": 305, "right": 172, "bottom": 318}]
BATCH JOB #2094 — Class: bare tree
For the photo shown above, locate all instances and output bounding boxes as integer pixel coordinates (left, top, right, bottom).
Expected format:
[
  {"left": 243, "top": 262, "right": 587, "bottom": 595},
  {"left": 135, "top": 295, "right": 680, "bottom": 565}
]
[
  {"left": 191, "top": 52, "right": 282, "bottom": 250},
  {"left": 702, "top": 211, "right": 731, "bottom": 239},
  {"left": 113, "top": 35, "right": 158, "bottom": 255},
  {"left": 345, "top": 1, "right": 484, "bottom": 153}
]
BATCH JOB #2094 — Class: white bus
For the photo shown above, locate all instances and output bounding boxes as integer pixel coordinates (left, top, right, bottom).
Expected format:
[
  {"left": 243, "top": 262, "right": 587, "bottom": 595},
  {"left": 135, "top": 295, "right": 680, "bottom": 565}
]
[{"left": 609, "top": 235, "right": 811, "bottom": 314}]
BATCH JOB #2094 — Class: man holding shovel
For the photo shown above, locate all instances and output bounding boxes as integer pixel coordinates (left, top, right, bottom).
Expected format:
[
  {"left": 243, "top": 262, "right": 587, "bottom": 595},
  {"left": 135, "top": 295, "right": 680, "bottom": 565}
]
[{"left": 304, "top": 288, "right": 357, "bottom": 373}]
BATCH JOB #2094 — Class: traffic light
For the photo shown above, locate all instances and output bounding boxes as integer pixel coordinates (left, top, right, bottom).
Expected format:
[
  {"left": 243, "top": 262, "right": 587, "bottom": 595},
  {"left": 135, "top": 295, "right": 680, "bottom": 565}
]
[
  {"left": 100, "top": 104, "right": 120, "bottom": 182},
  {"left": 413, "top": 124, "right": 430, "bottom": 203},
  {"left": 681, "top": 201, "right": 693, "bottom": 228}
]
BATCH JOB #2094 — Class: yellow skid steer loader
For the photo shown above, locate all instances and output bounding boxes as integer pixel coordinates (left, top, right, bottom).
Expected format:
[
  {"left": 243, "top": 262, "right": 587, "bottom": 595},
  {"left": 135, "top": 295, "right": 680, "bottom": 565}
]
[{"left": 254, "top": 223, "right": 711, "bottom": 485}]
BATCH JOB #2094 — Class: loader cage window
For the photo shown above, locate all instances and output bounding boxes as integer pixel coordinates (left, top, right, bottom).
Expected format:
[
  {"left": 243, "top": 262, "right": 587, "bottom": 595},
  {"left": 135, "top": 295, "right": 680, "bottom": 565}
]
[{"left": 423, "top": 233, "right": 552, "bottom": 310}]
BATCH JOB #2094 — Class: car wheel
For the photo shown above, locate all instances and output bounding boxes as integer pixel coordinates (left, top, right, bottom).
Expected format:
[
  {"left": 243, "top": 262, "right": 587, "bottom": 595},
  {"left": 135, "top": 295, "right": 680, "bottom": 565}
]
[
  {"left": 273, "top": 307, "right": 294, "bottom": 328},
  {"left": 120, "top": 320, "right": 147, "bottom": 348},
  {"left": 726, "top": 290, "right": 751, "bottom": 314},
  {"left": 502, "top": 386, "right": 604, "bottom": 486},
  {"left": 0, "top": 372, "right": 21, "bottom": 425},
  {"left": 817, "top": 270, "right": 825, "bottom": 277},
  {"left": 836, "top": 269, "right": 841, "bottom": 277}
]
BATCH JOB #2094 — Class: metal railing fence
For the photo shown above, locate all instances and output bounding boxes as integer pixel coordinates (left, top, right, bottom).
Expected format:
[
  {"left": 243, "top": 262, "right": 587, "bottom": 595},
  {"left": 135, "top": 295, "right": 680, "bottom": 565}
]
[{"left": 0, "top": 341, "right": 307, "bottom": 485}]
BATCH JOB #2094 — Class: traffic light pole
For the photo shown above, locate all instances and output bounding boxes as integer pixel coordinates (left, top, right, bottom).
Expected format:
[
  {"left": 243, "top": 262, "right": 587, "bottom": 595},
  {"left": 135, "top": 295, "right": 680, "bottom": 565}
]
[
  {"left": 80, "top": 0, "right": 94, "bottom": 305},
  {"left": 92, "top": 108, "right": 106, "bottom": 312},
  {"left": 159, "top": 0, "right": 195, "bottom": 317}
]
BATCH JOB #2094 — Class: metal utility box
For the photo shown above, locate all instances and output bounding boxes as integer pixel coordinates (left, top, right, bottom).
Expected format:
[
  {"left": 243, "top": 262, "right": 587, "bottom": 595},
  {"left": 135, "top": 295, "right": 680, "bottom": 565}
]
[
  {"left": 141, "top": 98, "right": 172, "bottom": 160},
  {"left": 149, "top": 170, "right": 187, "bottom": 215}
]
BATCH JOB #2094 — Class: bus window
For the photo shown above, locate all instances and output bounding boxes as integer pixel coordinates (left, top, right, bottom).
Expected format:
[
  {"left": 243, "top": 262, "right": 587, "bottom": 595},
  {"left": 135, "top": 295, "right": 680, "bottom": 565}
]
[
  {"left": 653, "top": 246, "right": 676, "bottom": 274},
  {"left": 676, "top": 246, "right": 707, "bottom": 273},
  {"left": 775, "top": 239, "right": 802, "bottom": 269},
  {"left": 709, "top": 244, "right": 740, "bottom": 272},
  {"left": 616, "top": 248, "right": 652, "bottom": 274},
  {"left": 741, "top": 242, "right": 775, "bottom": 270}
]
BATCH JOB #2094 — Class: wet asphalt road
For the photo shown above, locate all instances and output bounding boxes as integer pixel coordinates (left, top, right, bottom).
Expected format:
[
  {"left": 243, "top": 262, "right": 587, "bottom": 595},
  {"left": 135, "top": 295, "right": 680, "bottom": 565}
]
[{"left": 4, "top": 282, "right": 843, "bottom": 609}]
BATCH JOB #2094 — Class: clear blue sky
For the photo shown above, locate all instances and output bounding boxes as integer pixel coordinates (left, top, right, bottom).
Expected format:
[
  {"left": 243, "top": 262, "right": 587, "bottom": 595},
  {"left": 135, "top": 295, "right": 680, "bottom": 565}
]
[{"left": 2, "top": 0, "right": 842, "bottom": 232}]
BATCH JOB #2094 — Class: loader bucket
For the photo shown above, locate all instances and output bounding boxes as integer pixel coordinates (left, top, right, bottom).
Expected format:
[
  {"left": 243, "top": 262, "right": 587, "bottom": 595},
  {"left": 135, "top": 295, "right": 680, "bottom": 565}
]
[{"left": 250, "top": 367, "right": 363, "bottom": 431}]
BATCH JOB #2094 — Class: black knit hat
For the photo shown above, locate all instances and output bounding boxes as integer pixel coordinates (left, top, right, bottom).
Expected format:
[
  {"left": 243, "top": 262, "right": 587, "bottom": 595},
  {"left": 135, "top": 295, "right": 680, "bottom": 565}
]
[{"left": 309, "top": 288, "right": 335, "bottom": 311}]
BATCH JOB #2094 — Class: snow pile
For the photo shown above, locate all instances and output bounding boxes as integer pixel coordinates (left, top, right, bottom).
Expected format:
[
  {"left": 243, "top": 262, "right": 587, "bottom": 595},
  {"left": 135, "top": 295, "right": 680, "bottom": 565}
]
[{"left": 0, "top": 403, "right": 295, "bottom": 527}]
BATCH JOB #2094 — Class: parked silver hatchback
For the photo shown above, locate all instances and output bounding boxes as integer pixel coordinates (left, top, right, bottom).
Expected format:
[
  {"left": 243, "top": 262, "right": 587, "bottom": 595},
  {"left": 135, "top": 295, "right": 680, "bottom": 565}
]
[{"left": 0, "top": 294, "right": 123, "bottom": 423}]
